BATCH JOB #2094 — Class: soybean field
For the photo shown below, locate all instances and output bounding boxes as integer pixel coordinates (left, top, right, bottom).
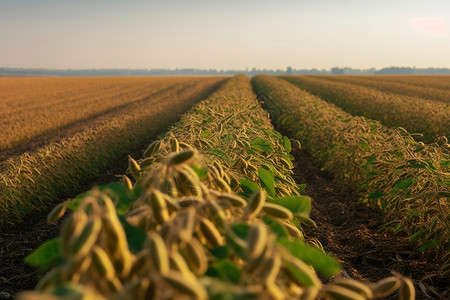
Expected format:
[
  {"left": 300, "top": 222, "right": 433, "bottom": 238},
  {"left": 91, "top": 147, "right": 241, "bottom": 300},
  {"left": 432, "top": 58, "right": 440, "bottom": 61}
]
[{"left": 1, "top": 75, "right": 448, "bottom": 300}]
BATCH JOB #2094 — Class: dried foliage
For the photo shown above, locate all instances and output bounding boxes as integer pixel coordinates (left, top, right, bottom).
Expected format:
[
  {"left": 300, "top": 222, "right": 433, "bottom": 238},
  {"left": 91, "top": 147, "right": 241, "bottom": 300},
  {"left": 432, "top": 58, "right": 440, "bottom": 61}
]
[
  {"left": 281, "top": 75, "right": 450, "bottom": 143},
  {"left": 0, "top": 77, "right": 213, "bottom": 152},
  {"left": 0, "top": 78, "right": 224, "bottom": 226},
  {"left": 358, "top": 75, "right": 450, "bottom": 91},
  {"left": 313, "top": 75, "right": 450, "bottom": 104}
]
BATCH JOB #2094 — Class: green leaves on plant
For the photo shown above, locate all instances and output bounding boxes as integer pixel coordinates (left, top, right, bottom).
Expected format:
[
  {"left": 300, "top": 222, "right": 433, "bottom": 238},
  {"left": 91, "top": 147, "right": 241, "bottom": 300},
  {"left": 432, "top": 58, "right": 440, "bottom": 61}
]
[
  {"left": 66, "top": 183, "right": 137, "bottom": 215},
  {"left": 278, "top": 238, "right": 341, "bottom": 277},
  {"left": 393, "top": 178, "right": 415, "bottom": 190},
  {"left": 250, "top": 137, "right": 273, "bottom": 155},
  {"left": 121, "top": 217, "right": 146, "bottom": 253},
  {"left": 200, "top": 129, "right": 212, "bottom": 138},
  {"left": 208, "top": 258, "right": 241, "bottom": 284},
  {"left": 25, "top": 238, "right": 61, "bottom": 267},
  {"left": 368, "top": 190, "right": 385, "bottom": 199},
  {"left": 239, "top": 179, "right": 259, "bottom": 196},
  {"left": 258, "top": 168, "right": 275, "bottom": 197},
  {"left": 283, "top": 136, "right": 292, "bottom": 152},
  {"left": 207, "top": 149, "right": 233, "bottom": 163},
  {"left": 268, "top": 195, "right": 311, "bottom": 215}
]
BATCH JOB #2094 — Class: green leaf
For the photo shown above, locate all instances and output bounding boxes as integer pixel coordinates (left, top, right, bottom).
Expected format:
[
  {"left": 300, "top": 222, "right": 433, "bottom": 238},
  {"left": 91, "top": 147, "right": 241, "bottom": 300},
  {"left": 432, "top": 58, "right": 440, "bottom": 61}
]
[
  {"left": 121, "top": 217, "right": 146, "bottom": 253},
  {"left": 102, "top": 183, "right": 136, "bottom": 215},
  {"left": 191, "top": 164, "right": 208, "bottom": 179},
  {"left": 439, "top": 160, "right": 450, "bottom": 168},
  {"left": 417, "top": 239, "right": 439, "bottom": 252},
  {"left": 250, "top": 137, "right": 273, "bottom": 155},
  {"left": 368, "top": 190, "right": 385, "bottom": 199},
  {"left": 393, "top": 178, "right": 415, "bottom": 190},
  {"left": 207, "top": 149, "right": 233, "bottom": 163},
  {"left": 438, "top": 191, "right": 450, "bottom": 197},
  {"left": 408, "top": 230, "right": 425, "bottom": 242},
  {"left": 278, "top": 238, "right": 341, "bottom": 277},
  {"left": 200, "top": 129, "right": 212, "bottom": 138},
  {"left": 25, "top": 238, "right": 61, "bottom": 267},
  {"left": 284, "top": 260, "right": 317, "bottom": 287},
  {"left": 413, "top": 146, "right": 425, "bottom": 153},
  {"left": 359, "top": 140, "right": 370, "bottom": 152},
  {"left": 408, "top": 164, "right": 426, "bottom": 169},
  {"left": 258, "top": 168, "right": 275, "bottom": 197},
  {"left": 231, "top": 223, "right": 250, "bottom": 240},
  {"left": 268, "top": 196, "right": 311, "bottom": 214},
  {"left": 265, "top": 219, "right": 288, "bottom": 240},
  {"left": 262, "top": 128, "right": 283, "bottom": 140},
  {"left": 208, "top": 259, "right": 241, "bottom": 284},
  {"left": 283, "top": 136, "right": 292, "bottom": 152},
  {"left": 405, "top": 209, "right": 421, "bottom": 217},
  {"left": 66, "top": 183, "right": 137, "bottom": 215},
  {"left": 362, "top": 154, "right": 376, "bottom": 167},
  {"left": 227, "top": 224, "right": 249, "bottom": 258},
  {"left": 297, "top": 184, "right": 306, "bottom": 192},
  {"left": 210, "top": 246, "right": 229, "bottom": 259},
  {"left": 295, "top": 212, "right": 317, "bottom": 228},
  {"left": 260, "top": 162, "right": 278, "bottom": 175},
  {"left": 239, "top": 179, "right": 259, "bottom": 196}
]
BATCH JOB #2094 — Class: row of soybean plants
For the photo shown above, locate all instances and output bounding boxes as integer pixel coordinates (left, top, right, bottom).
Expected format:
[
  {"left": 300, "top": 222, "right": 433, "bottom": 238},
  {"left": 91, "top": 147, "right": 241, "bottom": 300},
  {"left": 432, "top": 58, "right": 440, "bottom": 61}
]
[
  {"left": 311, "top": 75, "right": 450, "bottom": 104},
  {"left": 20, "top": 75, "right": 412, "bottom": 300},
  {"left": 0, "top": 78, "right": 223, "bottom": 227},
  {"left": 280, "top": 75, "right": 449, "bottom": 143},
  {"left": 252, "top": 75, "right": 450, "bottom": 278}
]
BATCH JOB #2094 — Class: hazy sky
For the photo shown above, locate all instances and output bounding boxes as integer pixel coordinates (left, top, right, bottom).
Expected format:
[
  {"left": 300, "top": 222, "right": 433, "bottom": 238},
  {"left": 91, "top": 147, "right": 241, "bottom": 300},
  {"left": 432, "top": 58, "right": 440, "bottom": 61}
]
[{"left": 1, "top": 0, "right": 449, "bottom": 70}]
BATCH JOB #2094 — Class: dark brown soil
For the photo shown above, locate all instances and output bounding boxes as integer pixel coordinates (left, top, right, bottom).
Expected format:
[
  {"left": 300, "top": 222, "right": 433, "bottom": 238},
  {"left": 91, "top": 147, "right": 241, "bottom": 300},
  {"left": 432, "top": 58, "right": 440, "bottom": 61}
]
[{"left": 291, "top": 149, "right": 449, "bottom": 300}]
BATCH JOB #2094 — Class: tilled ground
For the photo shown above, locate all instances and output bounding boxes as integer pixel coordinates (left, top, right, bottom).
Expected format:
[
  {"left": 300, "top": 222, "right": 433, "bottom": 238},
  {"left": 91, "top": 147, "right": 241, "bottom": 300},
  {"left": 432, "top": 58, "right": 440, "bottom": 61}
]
[
  {"left": 291, "top": 149, "right": 449, "bottom": 300},
  {"left": 0, "top": 147, "right": 448, "bottom": 299}
]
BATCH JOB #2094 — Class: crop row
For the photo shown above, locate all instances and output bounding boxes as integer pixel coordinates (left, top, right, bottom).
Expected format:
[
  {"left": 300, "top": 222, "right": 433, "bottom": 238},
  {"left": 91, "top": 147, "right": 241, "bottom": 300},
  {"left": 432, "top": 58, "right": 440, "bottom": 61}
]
[
  {"left": 312, "top": 75, "right": 450, "bottom": 104},
  {"left": 252, "top": 75, "right": 450, "bottom": 277},
  {"left": 0, "top": 78, "right": 224, "bottom": 227},
  {"left": 20, "top": 75, "right": 413, "bottom": 300},
  {"left": 281, "top": 75, "right": 449, "bottom": 143},
  {"left": 0, "top": 77, "right": 216, "bottom": 153},
  {"left": 354, "top": 75, "right": 450, "bottom": 91}
]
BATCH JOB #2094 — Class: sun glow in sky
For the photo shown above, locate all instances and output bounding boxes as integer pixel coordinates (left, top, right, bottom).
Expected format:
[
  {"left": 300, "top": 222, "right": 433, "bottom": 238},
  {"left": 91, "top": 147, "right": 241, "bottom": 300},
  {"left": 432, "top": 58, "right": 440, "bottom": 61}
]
[{"left": 1, "top": 0, "right": 449, "bottom": 70}]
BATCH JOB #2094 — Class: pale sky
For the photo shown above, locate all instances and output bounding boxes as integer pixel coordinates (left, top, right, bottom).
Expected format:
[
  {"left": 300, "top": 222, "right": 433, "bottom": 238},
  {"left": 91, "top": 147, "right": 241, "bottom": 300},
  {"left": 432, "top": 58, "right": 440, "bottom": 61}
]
[{"left": 1, "top": 0, "right": 449, "bottom": 70}]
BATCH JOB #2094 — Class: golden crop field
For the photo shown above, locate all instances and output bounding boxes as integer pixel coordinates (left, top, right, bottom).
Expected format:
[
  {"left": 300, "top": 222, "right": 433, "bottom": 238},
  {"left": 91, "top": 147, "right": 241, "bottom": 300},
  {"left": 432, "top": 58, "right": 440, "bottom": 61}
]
[
  {"left": 281, "top": 75, "right": 450, "bottom": 143},
  {"left": 0, "top": 76, "right": 216, "bottom": 156},
  {"left": 312, "top": 75, "right": 450, "bottom": 104},
  {"left": 2, "top": 75, "right": 449, "bottom": 300},
  {"left": 0, "top": 76, "right": 226, "bottom": 226},
  {"left": 356, "top": 75, "right": 450, "bottom": 91},
  {"left": 18, "top": 75, "right": 419, "bottom": 300}
]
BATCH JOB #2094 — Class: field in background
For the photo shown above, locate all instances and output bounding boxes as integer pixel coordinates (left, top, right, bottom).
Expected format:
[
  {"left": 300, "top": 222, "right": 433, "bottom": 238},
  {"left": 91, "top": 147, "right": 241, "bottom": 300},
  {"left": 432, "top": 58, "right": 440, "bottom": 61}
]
[
  {"left": 0, "top": 76, "right": 225, "bottom": 159},
  {"left": 281, "top": 75, "right": 449, "bottom": 143},
  {"left": 0, "top": 76, "right": 226, "bottom": 226}
]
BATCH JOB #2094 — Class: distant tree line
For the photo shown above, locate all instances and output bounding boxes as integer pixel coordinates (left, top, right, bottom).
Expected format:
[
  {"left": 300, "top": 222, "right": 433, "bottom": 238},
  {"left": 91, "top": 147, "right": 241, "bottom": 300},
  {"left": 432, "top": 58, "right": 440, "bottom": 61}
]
[{"left": 1, "top": 66, "right": 450, "bottom": 77}]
